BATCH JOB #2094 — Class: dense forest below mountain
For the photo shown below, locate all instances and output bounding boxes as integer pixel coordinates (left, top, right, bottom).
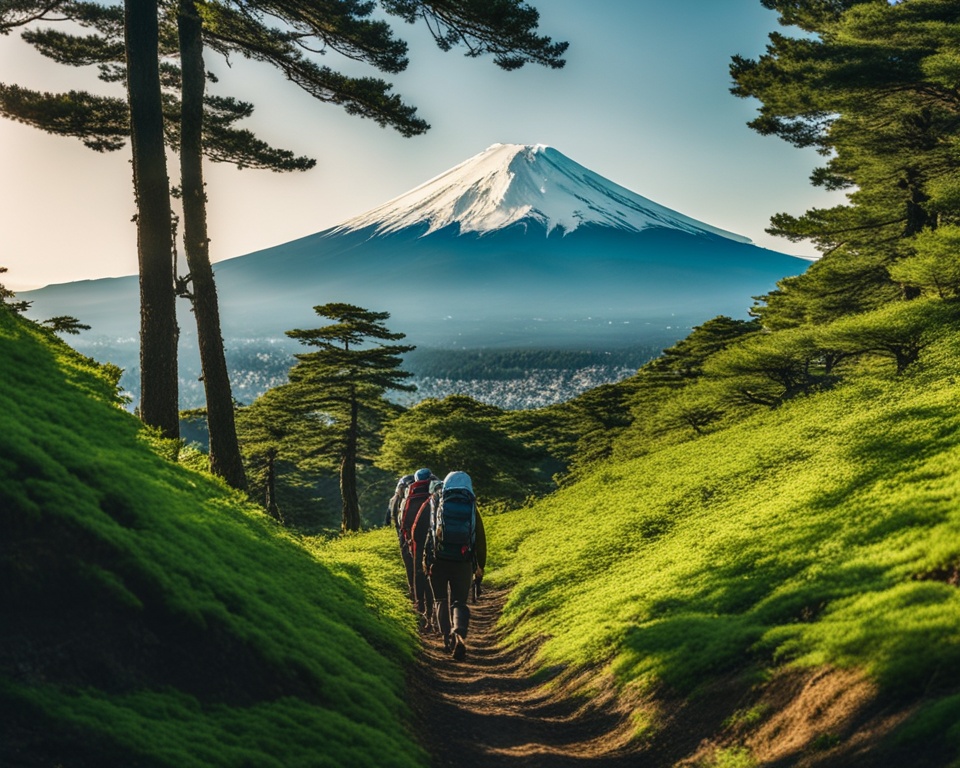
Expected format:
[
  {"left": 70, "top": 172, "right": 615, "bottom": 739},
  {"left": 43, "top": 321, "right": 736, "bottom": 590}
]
[{"left": 402, "top": 347, "right": 660, "bottom": 381}]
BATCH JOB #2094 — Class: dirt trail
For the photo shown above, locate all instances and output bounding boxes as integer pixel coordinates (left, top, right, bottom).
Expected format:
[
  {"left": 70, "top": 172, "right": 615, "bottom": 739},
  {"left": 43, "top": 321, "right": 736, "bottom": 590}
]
[
  {"left": 409, "top": 586, "right": 643, "bottom": 768},
  {"left": 407, "top": 587, "right": 921, "bottom": 768}
]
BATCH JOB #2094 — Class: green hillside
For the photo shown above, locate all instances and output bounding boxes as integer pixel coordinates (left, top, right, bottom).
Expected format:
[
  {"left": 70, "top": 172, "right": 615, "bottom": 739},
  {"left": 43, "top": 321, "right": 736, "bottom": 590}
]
[
  {"left": 0, "top": 307, "right": 423, "bottom": 767},
  {"left": 486, "top": 326, "right": 960, "bottom": 765}
]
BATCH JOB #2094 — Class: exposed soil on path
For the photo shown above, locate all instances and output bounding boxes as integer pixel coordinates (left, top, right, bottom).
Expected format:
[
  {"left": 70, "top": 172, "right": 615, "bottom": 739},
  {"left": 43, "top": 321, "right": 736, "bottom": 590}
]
[{"left": 408, "top": 586, "right": 644, "bottom": 768}]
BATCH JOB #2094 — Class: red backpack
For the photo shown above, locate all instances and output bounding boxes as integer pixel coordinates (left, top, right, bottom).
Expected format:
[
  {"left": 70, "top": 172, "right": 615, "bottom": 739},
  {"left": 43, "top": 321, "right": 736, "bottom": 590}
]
[{"left": 399, "top": 479, "right": 432, "bottom": 538}]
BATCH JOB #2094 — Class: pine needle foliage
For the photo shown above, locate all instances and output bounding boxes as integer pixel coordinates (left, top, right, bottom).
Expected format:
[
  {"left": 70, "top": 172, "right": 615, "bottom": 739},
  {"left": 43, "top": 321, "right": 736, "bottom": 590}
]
[
  {"left": 732, "top": 0, "right": 960, "bottom": 323},
  {"left": 378, "top": 394, "right": 549, "bottom": 504},
  {"left": 0, "top": 0, "right": 69, "bottom": 32},
  {"left": 285, "top": 303, "right": 415, "bottom": 532}
]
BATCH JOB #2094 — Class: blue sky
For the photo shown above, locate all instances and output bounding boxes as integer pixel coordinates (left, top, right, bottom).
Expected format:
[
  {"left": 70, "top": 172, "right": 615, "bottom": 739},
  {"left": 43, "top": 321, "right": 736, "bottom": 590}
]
[{"left": 0, "top": 1, "right": 838, "bottom": 291}]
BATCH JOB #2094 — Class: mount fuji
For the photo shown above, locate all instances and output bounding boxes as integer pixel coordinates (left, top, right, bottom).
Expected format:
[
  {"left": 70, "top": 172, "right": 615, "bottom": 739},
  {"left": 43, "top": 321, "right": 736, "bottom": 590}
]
[
  {"left": 334, "top": 142, "right": 753, "bottom": 241},
  {"left": 214, "top": 143, "right": 808, "bottom": 339},
  {"left": 23, "top": 143, "right": 810, "bottom": 402}
]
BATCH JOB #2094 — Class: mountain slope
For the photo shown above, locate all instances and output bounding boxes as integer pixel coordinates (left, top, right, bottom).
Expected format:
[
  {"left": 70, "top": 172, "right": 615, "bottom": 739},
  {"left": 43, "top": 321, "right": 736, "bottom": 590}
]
[{"left": 209, "top": 143, "right": 805, "bottom": 343}]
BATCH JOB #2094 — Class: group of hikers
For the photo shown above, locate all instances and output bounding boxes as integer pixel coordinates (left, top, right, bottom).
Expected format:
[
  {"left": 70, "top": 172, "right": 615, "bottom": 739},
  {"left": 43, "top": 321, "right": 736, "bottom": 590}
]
[{"left": 384, "top": 468, "right": 487, "bottom": 661}]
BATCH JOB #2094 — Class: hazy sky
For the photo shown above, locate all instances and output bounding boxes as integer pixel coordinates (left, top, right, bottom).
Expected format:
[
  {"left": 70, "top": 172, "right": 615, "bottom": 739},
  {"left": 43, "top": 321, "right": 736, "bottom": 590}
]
[{"left": 0, "top": 1, "right": 838, "bottom": 291}]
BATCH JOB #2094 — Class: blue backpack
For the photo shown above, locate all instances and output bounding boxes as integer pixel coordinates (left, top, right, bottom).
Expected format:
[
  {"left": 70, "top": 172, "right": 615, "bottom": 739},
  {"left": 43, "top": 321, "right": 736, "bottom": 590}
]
[{"left": 432, "top": 471, "right": 476, "bottom": 562}]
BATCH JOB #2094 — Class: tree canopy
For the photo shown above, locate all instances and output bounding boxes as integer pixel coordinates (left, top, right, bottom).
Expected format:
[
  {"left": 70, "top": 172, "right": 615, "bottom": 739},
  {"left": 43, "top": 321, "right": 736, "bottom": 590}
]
[
  {"left": 378, "top": 394, "right": 546, "bottom": 503},
  {"left": 732, "top": 0, "right": 960, "bottom": 325},
  {"left": 0, "top": 0, "right": 67, "bottom": 32}
]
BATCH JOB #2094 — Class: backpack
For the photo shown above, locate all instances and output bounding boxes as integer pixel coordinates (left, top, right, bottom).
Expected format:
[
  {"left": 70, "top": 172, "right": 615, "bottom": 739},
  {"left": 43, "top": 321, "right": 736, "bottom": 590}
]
[
  {"left": 432, "top": 472, "right": 476, "bottom": 561},
  {"left": 389, "top": 474, "right": 414, "bottom": 529},
  {"left": 400, "top": 479, "right": 432, "bottom": 537}
]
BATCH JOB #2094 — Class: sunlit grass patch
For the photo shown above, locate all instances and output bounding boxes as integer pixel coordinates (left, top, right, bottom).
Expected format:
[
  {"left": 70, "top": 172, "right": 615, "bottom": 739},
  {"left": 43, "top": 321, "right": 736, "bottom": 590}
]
[
  {"left": 487, "top": 325, "right": 960, "bottom": 736},
  {"left": 629, "top": 706, "right": 663, "bottom": 743},
  {"left": 696, "top": 745, "right": 758, "bottom": 768},
  {"left": 723, "top": 704, "right": 769, "bottom": 730}
]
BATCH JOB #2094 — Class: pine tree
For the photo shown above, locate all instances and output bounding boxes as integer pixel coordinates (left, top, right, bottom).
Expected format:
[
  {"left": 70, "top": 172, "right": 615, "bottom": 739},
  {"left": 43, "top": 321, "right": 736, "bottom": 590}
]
[
  {"left": 0, "top": 266, "right": 30, "bottom": 313},
  {"left": 647, "top": 316, "right": 762, "bottom": 378},
  {"left": 234, "top": 385, "right": 337, "bottom": 523},
  {"left": 0, "top": 0, "right": 67, "bottom": 32},
  {"left": 177, "top": 0, "right": 246, "bottom": 488},
  {"left": 285, "top": 304, "right": 415, "bottom": 532},
  {"left": 730, "top": 0, "right": 960, "bottom": 325}
]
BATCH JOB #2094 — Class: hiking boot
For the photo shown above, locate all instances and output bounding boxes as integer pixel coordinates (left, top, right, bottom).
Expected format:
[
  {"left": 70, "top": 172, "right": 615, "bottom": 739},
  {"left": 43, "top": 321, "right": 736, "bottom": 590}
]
[
  {"left": 452, "top": 633, "right": 466, "bottom": 661},
  {"left": 442, "top": 633, "right": 454, "bottom": 652}
]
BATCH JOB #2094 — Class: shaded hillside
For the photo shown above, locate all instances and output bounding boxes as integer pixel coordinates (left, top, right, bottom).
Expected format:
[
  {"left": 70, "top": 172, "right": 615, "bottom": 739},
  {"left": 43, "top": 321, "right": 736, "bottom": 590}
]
[{"left": 0, "top": 306, "right": 423, "bottom": 767}]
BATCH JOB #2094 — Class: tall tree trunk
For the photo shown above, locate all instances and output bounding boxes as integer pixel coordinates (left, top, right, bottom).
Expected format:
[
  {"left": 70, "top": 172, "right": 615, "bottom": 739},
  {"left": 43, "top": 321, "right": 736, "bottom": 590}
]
[
  {"left": 177, "top": 0, "right": 247, "bottom": 490},
  {"left": 125, "top": 0, "right": 179, "bottom": 438},
  {"left": 340, "top": 393, "right": 361, "bottom": 532}
]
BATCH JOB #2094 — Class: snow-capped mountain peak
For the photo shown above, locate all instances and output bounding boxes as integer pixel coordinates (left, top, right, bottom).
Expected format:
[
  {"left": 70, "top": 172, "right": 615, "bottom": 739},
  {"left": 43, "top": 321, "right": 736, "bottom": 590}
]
[{"left": 333, "top": 143, "right": 751, "bottom": 243}]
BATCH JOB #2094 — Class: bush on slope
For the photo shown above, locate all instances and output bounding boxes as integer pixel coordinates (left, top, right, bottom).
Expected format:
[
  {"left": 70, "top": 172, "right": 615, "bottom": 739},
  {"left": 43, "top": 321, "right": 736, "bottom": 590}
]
[
  {"left": 0, "top": 307, "right": 423, "bottom": 768},
  {"left": 487, "top": 326, "right": 960, "bottom": 760}
]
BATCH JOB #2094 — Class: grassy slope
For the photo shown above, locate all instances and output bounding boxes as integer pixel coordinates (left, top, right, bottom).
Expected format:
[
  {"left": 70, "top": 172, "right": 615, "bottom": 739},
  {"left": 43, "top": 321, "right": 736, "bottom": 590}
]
[
  {"left": 487, "top": 328, "right": 960, "bottom": 764},
  {"left": 0, "top": 308, "right": 423, "bottom": 768}
]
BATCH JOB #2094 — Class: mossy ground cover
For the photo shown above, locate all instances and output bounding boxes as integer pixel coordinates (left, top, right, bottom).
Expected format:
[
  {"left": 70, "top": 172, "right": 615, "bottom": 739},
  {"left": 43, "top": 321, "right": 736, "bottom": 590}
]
[
  {"left": 486, "top": 328, "right": 960, "bottom": 756},
  {"left": 0, "top": 308, "right": 423, "bottom": 767}
]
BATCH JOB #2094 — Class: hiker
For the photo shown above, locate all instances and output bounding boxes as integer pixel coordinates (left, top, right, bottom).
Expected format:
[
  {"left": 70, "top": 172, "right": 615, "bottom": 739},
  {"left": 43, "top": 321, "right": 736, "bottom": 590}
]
[
  {"left": 423, "top": 470, "right": 486, "bottom": 661},
  {"left": 386, "top": 474, "right": 415, "bottom": 597},
  {"left": 400, "top": 468, "right": 439, "bottom": 631}
]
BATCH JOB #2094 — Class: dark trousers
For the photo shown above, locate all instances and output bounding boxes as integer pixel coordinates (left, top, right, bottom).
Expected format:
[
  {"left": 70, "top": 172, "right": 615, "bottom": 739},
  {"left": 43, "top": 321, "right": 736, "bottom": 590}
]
[
  {"left": 398, "top": 529, "right": 414, "bottom": 597},
  {"left": 428, "top": 558, "right": 473, "bottom": 639},
  {"left": 411, "top": 538, "right": 433, "bottom": 621}
]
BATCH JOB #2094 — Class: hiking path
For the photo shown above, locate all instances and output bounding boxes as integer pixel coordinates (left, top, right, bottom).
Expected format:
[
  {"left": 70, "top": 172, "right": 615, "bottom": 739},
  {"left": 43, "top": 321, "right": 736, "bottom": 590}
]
[{"left": 408, "top": 585, "right": 643, "bottom": 767}]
